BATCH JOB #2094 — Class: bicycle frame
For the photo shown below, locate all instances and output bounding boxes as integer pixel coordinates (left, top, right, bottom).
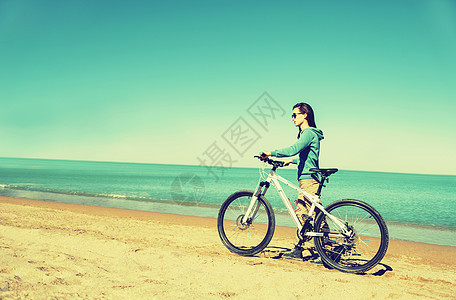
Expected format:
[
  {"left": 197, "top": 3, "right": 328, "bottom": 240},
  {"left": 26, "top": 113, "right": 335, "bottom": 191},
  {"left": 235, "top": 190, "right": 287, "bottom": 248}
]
[{"left": 242, "top": 167, "right": 349, "bottom": 238}]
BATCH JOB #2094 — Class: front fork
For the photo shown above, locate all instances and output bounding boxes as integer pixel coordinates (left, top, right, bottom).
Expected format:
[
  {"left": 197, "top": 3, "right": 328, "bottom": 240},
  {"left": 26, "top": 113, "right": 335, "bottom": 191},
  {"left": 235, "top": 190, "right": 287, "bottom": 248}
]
[{"left": 241, "top": 181, "right": 270, "bottom": 224}]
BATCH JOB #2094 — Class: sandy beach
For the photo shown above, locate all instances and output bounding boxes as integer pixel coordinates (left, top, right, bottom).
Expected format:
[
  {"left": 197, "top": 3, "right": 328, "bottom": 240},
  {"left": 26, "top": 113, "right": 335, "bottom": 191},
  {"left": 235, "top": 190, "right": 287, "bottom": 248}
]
[{"left": 0, "top": 196, "right": 455, "bottom": 299}]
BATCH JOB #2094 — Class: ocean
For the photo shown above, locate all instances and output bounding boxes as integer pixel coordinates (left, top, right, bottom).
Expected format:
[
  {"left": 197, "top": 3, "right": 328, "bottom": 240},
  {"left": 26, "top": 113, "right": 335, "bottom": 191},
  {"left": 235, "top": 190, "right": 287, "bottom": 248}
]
[{"left": 1, "top": 157, "right": 455, "bottom": 246}]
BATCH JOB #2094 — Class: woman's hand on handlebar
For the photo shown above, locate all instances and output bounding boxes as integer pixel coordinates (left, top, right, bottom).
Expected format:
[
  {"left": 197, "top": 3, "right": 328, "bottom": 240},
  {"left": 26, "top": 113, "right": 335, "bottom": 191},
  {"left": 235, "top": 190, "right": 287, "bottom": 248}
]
[
  {"left": 260, "top": 152, "right": 292, "bottom": 165},
  {"left": 255, "top": 153, "right": 294, "bottom": 168}
]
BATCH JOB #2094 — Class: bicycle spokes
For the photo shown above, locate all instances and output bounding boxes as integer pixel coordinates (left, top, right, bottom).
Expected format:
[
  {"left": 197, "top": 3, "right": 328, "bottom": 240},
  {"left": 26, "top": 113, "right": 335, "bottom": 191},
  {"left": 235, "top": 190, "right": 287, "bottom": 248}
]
[
  {"left": 218, "top": 191, "right": 275, "bottom": 256},
  {"left": 314, "top": 200, "right": 389, "bottom": 273}
]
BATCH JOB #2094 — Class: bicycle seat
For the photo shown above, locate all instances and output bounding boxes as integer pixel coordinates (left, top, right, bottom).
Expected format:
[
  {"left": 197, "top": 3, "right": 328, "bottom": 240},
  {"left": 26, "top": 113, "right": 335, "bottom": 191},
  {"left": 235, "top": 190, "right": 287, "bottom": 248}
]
[{"left": 309, "top": 168, "right": 339, "bottom": 177}]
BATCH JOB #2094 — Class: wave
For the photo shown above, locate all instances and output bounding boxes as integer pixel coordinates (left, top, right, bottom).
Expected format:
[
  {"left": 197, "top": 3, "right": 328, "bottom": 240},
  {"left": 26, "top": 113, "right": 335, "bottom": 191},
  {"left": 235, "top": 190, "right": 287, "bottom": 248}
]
[
  {"left": 0, "top": 184, "right": 221, "bottom": 209},
  {"left": 0, "top": 184, "right": 154, "bottom": 202}
]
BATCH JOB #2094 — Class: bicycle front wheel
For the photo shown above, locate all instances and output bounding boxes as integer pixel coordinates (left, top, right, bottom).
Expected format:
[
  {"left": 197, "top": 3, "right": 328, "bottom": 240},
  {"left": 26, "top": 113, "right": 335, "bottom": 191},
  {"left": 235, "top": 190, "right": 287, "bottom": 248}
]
[
  {"left": 217, "top": 190, "right": 275, "bottom": 256},
  {"left": 314, "top": 199, "right": 389, "bottom": 273}
]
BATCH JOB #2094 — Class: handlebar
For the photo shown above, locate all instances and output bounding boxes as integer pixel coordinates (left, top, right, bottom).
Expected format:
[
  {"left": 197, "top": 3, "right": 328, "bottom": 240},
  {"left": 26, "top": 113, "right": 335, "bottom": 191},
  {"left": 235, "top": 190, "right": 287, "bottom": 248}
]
[{"left": 254, "top": 155, "right": 296, "bottom": 168}]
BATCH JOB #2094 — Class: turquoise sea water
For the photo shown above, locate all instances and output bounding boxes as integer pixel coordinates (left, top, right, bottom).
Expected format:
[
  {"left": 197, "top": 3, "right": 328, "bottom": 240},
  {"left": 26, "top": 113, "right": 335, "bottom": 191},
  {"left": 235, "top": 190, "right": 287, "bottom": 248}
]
[{"left": 1, "top": 157, "right": 455, "bottom": 246}]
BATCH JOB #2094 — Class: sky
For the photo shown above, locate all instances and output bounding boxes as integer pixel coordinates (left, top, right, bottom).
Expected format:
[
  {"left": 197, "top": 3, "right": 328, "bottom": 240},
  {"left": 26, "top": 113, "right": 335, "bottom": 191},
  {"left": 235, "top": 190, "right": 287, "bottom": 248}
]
[{"left": 0, "top": 0, "right": 455, "bottom": 175}]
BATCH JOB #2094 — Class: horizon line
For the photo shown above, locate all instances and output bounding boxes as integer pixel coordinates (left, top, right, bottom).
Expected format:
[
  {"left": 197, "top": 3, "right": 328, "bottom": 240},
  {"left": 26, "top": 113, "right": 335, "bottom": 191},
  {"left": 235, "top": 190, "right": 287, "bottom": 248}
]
[{"left": 1, "top": 156, "right": 455, "bottom": 177}]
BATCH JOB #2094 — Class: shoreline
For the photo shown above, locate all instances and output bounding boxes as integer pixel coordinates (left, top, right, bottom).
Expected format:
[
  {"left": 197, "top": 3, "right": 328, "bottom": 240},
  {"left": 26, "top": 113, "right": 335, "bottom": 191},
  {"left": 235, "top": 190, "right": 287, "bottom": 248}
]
[
  {"left": 1, "top": 190, "right": 456, "bottom": 247},
  {"left": 1, "top": 195, "right": 455, "bottom": 298},
  {"left": 1, "top": 195, "right": 456, "bottom": 258}
]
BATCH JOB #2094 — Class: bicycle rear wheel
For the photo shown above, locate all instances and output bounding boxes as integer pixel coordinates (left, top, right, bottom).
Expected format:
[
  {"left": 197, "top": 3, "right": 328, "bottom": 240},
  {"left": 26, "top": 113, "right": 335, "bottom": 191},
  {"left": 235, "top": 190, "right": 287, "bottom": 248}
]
[
  {"left": 217, "top": 190, "right": 275, "bottom": 256},
  {"left": 314, "top": 199, "right": 389, "bottom": 273}
]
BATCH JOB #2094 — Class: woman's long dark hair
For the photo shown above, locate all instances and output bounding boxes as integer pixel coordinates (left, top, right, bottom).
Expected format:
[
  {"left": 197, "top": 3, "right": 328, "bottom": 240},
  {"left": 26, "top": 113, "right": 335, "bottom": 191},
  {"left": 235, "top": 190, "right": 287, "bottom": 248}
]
[{"left": 293, "top": 102, "right": 317, "bottom": 138}]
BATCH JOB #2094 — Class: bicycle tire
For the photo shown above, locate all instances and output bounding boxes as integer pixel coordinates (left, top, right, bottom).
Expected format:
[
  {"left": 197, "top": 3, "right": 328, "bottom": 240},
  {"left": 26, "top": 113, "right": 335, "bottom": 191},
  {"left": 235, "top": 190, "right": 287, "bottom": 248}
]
[
  {"left": 217, "top": 190, "right": 275, "bottom": 256},
  {"left": 314, "top": 199, "right": 389, "bottom": 273}
]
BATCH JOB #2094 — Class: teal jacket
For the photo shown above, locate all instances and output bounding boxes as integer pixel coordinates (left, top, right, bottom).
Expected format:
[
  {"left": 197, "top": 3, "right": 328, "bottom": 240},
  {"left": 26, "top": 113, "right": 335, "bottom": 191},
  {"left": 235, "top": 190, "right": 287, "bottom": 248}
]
[{"left": 271, "top": 127, "right": 324, "bottom": 180}]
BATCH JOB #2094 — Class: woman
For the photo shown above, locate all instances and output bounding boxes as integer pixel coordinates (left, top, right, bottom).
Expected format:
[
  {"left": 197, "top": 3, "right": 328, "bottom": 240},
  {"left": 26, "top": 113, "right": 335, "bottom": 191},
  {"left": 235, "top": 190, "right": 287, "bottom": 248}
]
[{"left": 262, "top": 102, "right": 324, "bottom": 264}]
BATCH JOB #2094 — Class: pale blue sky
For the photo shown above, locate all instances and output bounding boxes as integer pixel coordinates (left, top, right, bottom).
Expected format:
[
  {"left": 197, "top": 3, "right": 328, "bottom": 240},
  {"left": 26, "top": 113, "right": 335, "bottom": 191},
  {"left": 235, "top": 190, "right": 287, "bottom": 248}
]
[{"left": 1, "top": 0, "right": 455, "bottom": 175}]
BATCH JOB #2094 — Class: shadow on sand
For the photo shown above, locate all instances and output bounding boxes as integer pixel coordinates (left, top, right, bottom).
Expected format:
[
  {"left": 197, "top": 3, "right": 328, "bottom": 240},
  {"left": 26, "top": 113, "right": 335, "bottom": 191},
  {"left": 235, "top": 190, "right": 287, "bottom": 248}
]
[{"left": 256, "top": 246, "right": 393, "bottom": 276}]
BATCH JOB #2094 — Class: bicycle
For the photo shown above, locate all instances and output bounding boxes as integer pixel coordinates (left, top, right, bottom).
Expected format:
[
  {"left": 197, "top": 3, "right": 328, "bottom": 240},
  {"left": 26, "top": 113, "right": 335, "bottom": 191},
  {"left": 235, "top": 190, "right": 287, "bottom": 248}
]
[{"left": 217, "top": 155, "right": 389, "bottom": 273}]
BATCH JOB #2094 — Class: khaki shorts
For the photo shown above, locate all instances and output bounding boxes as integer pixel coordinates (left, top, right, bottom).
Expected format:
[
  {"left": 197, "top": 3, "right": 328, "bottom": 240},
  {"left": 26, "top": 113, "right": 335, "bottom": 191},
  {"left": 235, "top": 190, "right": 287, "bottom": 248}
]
[{"left": 296, "top": 178, "right": 321, "bottom": 225}]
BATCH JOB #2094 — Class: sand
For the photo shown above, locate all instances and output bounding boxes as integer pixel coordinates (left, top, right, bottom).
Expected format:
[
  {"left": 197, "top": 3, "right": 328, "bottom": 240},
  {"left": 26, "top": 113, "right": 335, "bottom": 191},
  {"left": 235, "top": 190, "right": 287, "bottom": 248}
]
[{"left": 0, "top": 196, "right": 455, "bottom": 299}]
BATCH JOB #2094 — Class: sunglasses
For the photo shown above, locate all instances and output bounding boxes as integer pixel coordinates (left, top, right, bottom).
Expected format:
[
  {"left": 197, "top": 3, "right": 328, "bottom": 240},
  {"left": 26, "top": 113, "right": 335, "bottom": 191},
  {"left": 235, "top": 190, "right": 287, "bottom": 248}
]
[{"left": 291, "top": 113, "right": 303, "bottom": 119}]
